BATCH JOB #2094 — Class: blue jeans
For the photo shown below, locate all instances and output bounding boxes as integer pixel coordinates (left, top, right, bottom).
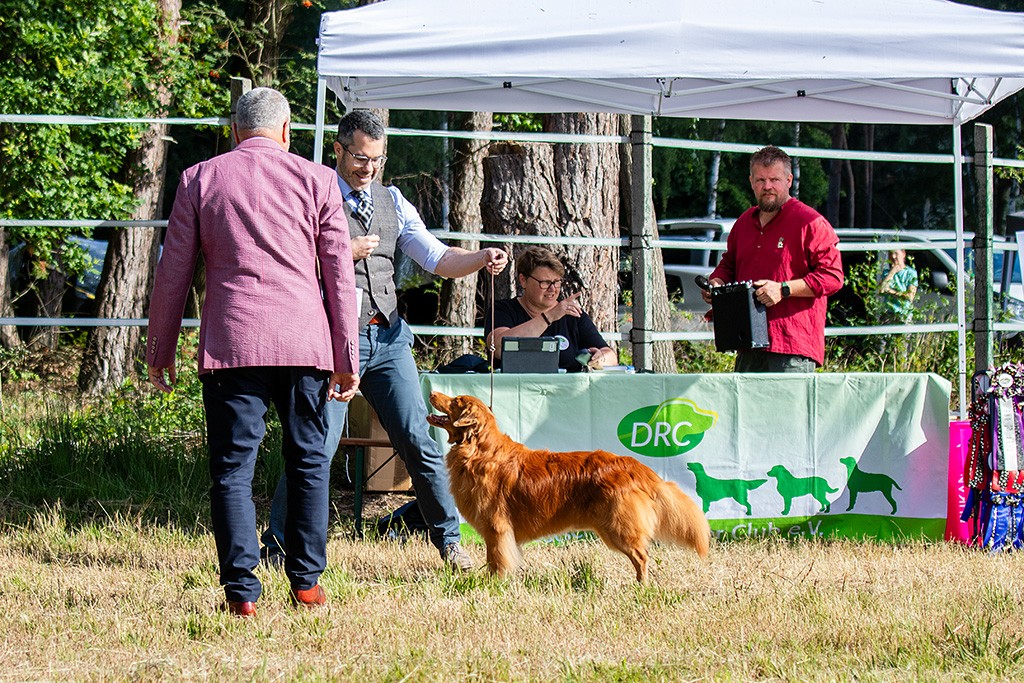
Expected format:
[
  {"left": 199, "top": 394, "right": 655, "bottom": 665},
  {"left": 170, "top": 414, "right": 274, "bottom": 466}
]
[
  {"left": 262, "top": 319, "right": 461, "bottom": 554},
  {"left": 202, "top": 366, "right": 331, "bottom": 603}
]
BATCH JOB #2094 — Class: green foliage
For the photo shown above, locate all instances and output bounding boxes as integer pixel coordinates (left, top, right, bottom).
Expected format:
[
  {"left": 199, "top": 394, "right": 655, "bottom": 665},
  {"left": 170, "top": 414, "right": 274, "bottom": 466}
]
[
  {"left": 382, "top": 110, "right": 451, "bottom": 228},
  {"left": 0, "top": 0, "right": 228, "bottom": 298},
  {"left": 493, "top": 113, "right": 543, "bottom": 132},
  {"left": 996, "top": 146, "right": 1024, "bottom": 184},
  {"left": 1, "top": 409, "right": 210, "bottom": 518},
  {"left": 650, "top": 118, "right": 832, "bottom": 221},
  {"left": 0, "top": 331, "right": 287, "bottom": 520},
  {"left": 674, "top": 335, "right": 736, "bottom": 374}
]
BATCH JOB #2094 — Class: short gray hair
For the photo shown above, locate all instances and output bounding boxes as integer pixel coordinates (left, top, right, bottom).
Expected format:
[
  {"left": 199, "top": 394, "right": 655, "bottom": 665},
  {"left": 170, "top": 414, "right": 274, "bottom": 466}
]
[
  {"left": 336, "top": 110, "right": 387, "bottom": 146},
  {"left": 235, "top": 87, "right": 290, "bottom": 132},
  {"left": 750, "top": 145, "right": 792, "bottom": 174}
]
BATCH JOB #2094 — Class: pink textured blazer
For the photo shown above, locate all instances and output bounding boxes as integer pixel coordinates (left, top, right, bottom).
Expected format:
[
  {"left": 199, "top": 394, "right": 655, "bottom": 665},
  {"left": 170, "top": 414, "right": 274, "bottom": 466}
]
[{"left": 146, "top": 136, "right": 359, "bottom": 375}]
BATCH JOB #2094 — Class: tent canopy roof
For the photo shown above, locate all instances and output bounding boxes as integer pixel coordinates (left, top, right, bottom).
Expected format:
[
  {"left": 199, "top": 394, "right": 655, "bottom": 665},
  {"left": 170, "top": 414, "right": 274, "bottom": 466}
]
[{"left": 317, "top": 0, "right": 1024, "bottom": 124}]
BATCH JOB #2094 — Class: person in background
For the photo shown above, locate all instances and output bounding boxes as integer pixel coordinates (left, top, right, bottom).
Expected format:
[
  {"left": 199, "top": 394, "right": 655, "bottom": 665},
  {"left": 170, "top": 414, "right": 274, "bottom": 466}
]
[
  {"left": 878, "top": 248, "right": 918, "bottom": 322},
  {"left": 261, "top": 109, "right": 508, "bottom": 571},
  {"left": 485, "top": 245, "right": 616, "bottom": 372},
  {"left": 146, "top": 87, "right": 360, "bottom": 616},
  {"left": 702, "top": 145, "right": 843, "bottom": 372}
]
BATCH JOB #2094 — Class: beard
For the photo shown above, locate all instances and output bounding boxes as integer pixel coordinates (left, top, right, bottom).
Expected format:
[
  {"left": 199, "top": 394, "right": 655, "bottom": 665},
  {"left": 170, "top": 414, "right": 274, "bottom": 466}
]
[{"left": 757, "top": 192, "right": 787, "bottom": 213}]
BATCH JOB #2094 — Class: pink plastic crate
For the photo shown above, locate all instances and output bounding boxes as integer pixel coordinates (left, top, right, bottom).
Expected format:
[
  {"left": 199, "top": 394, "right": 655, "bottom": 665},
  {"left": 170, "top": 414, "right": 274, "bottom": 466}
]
[{"left": 946, "top": 420, "right": 972, "bottom": 543}]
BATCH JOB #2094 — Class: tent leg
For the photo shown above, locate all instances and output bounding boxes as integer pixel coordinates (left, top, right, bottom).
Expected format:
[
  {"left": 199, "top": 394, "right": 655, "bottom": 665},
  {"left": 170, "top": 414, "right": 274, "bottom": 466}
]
[
  {"left": 314, "top": 77, "right": 328, "bottom": 164},
  {"left": 953, "top": 124, "right": 967, "bottom": 417}
]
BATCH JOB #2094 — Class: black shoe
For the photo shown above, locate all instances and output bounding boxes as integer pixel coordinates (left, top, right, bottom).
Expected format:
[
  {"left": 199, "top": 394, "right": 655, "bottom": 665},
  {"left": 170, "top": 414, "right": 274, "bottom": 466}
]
[{"left": 260, "top": 547, "right": 285, "bottom": 570}]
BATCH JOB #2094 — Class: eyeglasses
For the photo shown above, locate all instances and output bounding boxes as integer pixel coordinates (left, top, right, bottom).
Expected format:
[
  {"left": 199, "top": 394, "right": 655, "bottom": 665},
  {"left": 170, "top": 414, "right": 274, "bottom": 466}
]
[
  {"left": 528, "top": 275, "right": 563, "bottom": 290},
  {"left": 343, "top": 146, "right": 388, "bottom": 168}
]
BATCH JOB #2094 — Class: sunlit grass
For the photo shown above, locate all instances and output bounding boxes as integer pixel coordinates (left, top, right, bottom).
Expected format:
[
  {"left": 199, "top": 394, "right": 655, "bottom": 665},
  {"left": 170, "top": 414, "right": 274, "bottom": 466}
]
[
  {"left": 7, "top": 338, "right": 1024, "bottom": 679},
  {"left": 3, "top": 509, "right": 1024, "bottom": 681}
]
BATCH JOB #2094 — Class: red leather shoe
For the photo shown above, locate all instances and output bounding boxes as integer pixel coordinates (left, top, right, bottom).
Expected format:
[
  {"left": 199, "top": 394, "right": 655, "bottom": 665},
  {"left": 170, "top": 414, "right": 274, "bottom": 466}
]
[
  {"left": 291, "top": 584, "right": 326, "bottom": 607},
  {"left": 223, "top": 600, "right": 256, "bottom": 617}
]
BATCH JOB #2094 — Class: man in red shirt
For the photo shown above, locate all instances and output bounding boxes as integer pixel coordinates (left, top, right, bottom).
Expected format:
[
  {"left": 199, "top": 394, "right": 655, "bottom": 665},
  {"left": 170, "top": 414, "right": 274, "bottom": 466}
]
[{"left": 703, "top": 146, "right": 843, "bottom": 372}]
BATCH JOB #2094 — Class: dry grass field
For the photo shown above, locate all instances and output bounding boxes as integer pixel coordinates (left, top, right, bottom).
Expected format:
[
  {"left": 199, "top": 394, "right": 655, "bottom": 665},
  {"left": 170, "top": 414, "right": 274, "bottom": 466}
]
[
  {"left": 3, "top": 502, "right": 1024, "bottom": 682},
  {"left": 3, "top": 355, "right": 1024, "bottom": 681}
]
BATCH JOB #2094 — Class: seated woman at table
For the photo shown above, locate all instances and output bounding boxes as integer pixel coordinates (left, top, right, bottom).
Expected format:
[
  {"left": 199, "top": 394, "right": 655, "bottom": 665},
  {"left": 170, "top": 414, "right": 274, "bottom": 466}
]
[{"left": 485, "top": 246, "right": 616, "bottom": 372}]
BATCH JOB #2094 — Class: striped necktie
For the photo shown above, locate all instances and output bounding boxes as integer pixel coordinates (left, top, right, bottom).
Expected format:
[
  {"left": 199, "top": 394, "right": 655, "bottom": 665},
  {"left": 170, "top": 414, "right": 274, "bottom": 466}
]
[{"left": 352, "top": 190, "right": 373, "bottom": 227}]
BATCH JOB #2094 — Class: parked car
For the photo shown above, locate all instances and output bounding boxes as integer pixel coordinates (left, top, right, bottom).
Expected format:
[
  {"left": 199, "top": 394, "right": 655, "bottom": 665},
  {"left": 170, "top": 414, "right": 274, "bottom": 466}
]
[
  {"left": 655, "top": 218, "right": 735, "bottom": 313},
  {"left": 6, "top": 236, "right": 108, "bottom": 317},
  {"left": 830, "top": 230, "right": 957, "bottom": 324},
  {"left": 832, "top": 229, "right": 1024, "bottom": 326},
  {"left": 67, "top": 236, "right": 107, "bottom": 305}
]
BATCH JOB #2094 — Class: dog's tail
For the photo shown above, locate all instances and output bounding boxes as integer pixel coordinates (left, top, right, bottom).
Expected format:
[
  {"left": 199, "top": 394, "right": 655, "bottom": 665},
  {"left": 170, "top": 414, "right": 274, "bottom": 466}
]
[{"left": 654, "top": 481, "right": 711, "bottom": 558}]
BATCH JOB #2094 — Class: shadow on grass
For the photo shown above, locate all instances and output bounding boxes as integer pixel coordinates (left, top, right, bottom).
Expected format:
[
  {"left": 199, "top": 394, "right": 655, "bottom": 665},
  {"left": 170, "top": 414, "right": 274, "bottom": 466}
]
[
  {"left": 0, "top": 411, "right": 387, "bottom": 542},
  {"left": 0, "top": 409, "right": 287, "bottom": 532}
]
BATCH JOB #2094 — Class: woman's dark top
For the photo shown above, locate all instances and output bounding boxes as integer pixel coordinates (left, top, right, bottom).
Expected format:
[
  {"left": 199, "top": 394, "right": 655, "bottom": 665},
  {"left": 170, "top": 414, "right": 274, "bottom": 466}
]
[{"left": 484, "top": 298, "right": 608, "bottom": 372}]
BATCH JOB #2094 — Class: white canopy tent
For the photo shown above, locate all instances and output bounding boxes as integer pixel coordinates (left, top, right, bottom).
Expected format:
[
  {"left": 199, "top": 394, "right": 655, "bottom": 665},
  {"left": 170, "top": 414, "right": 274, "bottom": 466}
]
[
  {"left": 314, "top": 0, "right": 1024, "bottom": 411},
  {"left": 317, "top": 0, "right": 1024, "bottom": 124}
]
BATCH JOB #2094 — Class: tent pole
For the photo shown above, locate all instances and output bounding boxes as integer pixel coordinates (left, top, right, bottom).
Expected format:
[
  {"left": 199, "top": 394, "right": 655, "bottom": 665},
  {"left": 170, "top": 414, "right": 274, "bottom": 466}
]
[
  {"left": 630, "top": 115, "right": 654, "bottom": 371},
  {"left": 314, "top": 77, "right": 328, "bottom": 164},
  {"left": 953, "top": 124, "right": 967, "bottom": 416}
]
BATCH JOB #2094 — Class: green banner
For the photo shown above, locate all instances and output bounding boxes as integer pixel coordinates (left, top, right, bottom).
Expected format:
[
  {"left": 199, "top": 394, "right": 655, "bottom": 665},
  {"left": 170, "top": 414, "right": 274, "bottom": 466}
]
[{"left": 422, "top": 372, "right": 952, "bottom": 541}]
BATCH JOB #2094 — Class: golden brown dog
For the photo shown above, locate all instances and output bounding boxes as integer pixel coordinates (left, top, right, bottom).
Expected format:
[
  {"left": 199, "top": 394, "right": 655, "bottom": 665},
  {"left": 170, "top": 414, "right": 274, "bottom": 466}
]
[{"left": 427, "top": 392, "right": 710, "bottom": 582}]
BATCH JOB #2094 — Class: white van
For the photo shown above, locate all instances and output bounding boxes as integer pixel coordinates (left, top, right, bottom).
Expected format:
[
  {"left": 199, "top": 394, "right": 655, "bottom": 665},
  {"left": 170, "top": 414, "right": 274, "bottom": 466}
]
[
  {"left": 655, "top": 218, "right": 735, "bottom": 313},
  {"left": 833, "top": 229, "right": 1023, "bottom": 325}
]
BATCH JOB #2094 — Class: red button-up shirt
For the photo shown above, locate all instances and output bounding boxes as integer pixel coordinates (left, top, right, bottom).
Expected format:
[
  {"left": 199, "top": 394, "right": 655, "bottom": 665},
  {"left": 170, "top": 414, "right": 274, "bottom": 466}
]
[{"left": 710, "top": 198, "right": 843, "bottom": 366}]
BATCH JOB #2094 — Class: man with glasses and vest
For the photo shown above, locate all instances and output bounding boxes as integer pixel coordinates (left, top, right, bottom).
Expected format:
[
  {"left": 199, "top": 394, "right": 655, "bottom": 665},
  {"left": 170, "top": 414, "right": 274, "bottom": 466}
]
[{"left": 261, "top": 109, "right": 508, "bottom": 570}]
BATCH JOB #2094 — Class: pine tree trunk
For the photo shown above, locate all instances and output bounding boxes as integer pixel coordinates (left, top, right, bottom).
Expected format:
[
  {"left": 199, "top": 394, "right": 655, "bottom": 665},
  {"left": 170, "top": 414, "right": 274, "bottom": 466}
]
[
  {"left": 480, "top": 113, "right": 621, "bottom": 358},
  {"left": 77, "top": 0, "right": 179, "bottom": 394},
  {"left": 544, "top": 113, "right": 620, "bottom": 340},
  {"left": 436, "top": 111, "right": 492, "bottom": 361},
  {"left": 0, "top": 226, "right": 20, "bottom": 348},
  {"left": 481, "top": 142, "right": 561, "bottom": 304}
]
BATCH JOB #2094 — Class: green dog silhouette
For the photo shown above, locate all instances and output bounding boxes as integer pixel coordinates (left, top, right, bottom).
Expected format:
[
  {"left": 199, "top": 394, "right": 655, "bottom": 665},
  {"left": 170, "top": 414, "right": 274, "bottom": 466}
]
[
  {"left": 840, "top": 457, "right": 902, "bottom": 514},
  {"left": 766, "top": 464, "right": 837, "bottom": 515},
  {"left": 686, "top": 462, "right": 766, "bottom": 516}
]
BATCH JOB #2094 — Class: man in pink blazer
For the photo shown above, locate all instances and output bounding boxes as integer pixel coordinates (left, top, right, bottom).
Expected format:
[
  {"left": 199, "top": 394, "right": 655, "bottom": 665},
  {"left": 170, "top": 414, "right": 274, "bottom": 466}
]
[{"left": 146, "top": 87, "right": 359, "bottom": 616}]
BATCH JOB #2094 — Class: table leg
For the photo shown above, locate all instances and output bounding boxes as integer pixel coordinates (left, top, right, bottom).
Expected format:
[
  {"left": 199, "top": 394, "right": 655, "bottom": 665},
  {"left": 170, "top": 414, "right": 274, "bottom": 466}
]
[{"left": 353, "top": 446, "right": 365, "bottom": 540}]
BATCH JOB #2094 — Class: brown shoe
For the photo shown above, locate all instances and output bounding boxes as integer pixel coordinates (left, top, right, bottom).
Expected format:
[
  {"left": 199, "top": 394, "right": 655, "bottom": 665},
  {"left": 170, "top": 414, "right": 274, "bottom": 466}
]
[
  {"left": 291, "top": 584, "right": 326, "bottom": 607},
  {"left": 223, "top": 600, "right": 256, "bottom": 617}
]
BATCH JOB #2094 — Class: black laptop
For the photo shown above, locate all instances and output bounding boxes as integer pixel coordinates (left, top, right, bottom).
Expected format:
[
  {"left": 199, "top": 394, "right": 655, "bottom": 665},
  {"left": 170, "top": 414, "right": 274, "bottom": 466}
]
[{"left": 500, "top": 336, "right": 560, "bottom": 374}]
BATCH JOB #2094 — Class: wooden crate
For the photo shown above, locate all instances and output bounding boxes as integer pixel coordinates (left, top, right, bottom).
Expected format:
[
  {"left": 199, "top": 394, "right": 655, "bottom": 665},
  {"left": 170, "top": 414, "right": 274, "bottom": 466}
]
[{"left": 345, "top": 396, "right": 411, "bottom": 492}]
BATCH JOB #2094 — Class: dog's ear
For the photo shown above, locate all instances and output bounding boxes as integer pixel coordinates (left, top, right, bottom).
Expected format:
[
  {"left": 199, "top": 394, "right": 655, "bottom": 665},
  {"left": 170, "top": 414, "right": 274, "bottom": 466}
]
[
  {"left": 452, "top": 413, "right": 477, "bottom": 428},
  {"left": 451, "top": 400, "right": 481, "bottom": 428}
]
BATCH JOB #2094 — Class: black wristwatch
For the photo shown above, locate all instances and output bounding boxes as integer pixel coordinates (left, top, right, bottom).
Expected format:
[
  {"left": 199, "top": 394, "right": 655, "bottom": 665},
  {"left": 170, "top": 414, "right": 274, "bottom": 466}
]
[{"left": 781, "top": 281, "right": 791, "bottom": 298}]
